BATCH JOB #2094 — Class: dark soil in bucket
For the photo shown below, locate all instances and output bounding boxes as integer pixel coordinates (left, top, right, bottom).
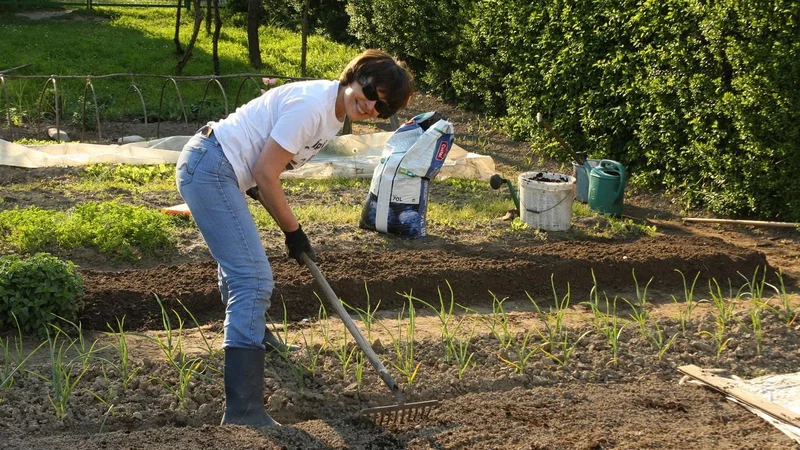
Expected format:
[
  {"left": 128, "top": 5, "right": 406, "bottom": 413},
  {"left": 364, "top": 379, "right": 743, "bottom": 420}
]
[{"left": 523, "top": 172, "right": 572, "bottom": 183}]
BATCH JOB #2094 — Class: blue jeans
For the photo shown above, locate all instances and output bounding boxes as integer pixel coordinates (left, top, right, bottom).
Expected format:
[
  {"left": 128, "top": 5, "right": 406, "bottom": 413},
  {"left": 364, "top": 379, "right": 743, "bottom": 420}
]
[{"left": 176, "top": 132, "right": 273, "bottom": 350}]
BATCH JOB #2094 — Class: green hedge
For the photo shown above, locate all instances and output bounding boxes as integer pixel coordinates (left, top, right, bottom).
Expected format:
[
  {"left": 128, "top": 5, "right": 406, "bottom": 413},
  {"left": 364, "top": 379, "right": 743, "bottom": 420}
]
[{"left": 347, "top": 0, "right": 800, "bottom": 220}]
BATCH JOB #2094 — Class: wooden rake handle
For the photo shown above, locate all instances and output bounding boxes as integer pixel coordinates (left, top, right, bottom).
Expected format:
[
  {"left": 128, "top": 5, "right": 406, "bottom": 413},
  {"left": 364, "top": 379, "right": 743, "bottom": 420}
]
[{"left": 302, "top": 253, "right": 406, "bottom": 406}]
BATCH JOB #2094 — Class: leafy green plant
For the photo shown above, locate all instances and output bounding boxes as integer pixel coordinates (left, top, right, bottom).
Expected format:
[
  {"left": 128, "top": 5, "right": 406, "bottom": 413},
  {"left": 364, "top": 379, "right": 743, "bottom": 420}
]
[
  {"left": 0, "top": 202, "right": 181, "bottom": 261},
  {"left": 0, "top": 253, "right": 85, "bottom": 336},
  {"left": 82, "top": 163, "right": 174, "bottom": 185}
]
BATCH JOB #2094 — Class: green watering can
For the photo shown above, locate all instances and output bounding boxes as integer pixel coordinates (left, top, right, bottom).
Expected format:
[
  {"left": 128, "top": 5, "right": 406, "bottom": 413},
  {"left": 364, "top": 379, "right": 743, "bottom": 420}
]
[{"left": 588, "top": 160, "right": 627, "bottom": 216}]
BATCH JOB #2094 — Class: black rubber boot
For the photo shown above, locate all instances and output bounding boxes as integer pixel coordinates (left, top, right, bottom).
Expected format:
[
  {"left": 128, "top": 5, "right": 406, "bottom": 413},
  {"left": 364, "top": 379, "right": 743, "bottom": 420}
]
[
  {"left": 263, "top": 326, "right": 301, "bottom": 353},
  {"left": 221, "top": 348, "right": 279, "bottom": 427}
]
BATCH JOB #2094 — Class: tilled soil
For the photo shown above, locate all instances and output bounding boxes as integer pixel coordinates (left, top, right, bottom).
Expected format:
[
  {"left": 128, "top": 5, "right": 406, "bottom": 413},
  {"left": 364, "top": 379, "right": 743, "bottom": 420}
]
[{"left": 2, "top": 94, "right": 800, "bottom": 449}]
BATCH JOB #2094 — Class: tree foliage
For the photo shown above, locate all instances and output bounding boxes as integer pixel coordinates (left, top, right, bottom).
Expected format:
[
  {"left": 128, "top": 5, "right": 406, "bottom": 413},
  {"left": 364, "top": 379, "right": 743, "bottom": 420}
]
[{"left": 346, "top": 0, "right": 800, "bottom": 220}]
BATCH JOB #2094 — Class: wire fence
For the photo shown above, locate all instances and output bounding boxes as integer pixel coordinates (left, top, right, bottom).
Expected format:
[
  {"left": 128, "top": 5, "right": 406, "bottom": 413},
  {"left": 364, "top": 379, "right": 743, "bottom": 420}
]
[
  {"left": 0, "top": 0, "right": 192, "bottom": 9},
  {"left": 0, "top": 72, "right": 315, "bottom": 142}
]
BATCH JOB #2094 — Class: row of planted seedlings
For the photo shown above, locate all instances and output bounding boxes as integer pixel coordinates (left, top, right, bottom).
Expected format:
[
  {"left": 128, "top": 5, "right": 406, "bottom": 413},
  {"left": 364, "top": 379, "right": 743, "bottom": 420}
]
[{"left": 1, "top": 266, "right": 798, "bottom": 425}]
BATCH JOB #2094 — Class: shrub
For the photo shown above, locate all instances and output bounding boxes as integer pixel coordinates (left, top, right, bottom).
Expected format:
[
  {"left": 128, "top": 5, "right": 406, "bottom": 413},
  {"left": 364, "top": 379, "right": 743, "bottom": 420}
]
[
  {"left": 0, "top": 253, "right": 85, "bottom": 336},
  {"left": 352, "top": 0, "right": 800, "bottom": 220}
]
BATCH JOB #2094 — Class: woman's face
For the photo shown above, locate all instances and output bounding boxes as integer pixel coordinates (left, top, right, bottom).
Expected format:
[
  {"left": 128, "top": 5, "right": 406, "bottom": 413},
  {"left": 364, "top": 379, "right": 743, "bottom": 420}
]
[{"left": 343, "top": 78, "right": 391, "bottom": 121}]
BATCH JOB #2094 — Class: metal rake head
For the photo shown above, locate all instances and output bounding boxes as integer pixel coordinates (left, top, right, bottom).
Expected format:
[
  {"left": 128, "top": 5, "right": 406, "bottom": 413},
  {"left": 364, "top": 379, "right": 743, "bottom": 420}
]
[{"left": 360, "top": 399, "right": 441, "bottom": 425}]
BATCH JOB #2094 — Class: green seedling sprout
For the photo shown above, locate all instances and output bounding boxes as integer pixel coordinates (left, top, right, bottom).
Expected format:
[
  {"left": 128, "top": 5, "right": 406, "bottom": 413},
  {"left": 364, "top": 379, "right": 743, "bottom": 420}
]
[
  {"left": 451, "top": 323, "right": 476, "bottom": 380},
  {"left": 485, "top": 291, "right": 514, "bottom": 350},
  {"left": 43, "top": 325, "right": 90, "bottom": 420},
  {"left": 353, "top": 349, "right": 366, "bottom": 393},
  {"left": 622, "top": 296, "right": 649, "bottom": 339},
  {"left": 161, "top": 355, "right": 204, "bottom": 409},
  {"left": 178, "top": 298, "right": 222, "bottom": 361},
  {"left": 649, "top": 320, "right": 678, "bottom": 360},
  {"left": 410, "top": 281, "right": 466, "bottom": 363},
  {"left": 267, "top": 297, "right": 302, "bottom": 360},
  {"left": 632, "top": 268, "right": 654, "bottom": 307},
  {"left": 328, "top": 300, "right": 358, "bottom": 380},
  {"left": 380, "top": 298, "right": 421, "bottom": 385},
  {"left": 51, "top": 316, "right": 100, "bottom": 368},
  {"left": 698, "top": 318, "right": 732, "bottom": 361},
  {"left": 527, "top": 276, "right": 571, "bottom": 354},
  {"left": 498, "top": 330, "right": 539, "bottom": 374},
  {"left": 350, "top": 282, "right": 381, "bottom": 342},
  {"left": 764, "top": 268, "right": 798, "bottom": 326},
  {"left": 146, "top": 295, "right": 182, "bottom": 362},
  {"left": 267, "top": 299, "right": 306, "bottom": 390},
  {"left": 298, "top": 303, "right": 327, "bottom": 379},
  {"left": 748, "top": 301, "right": 765, "bottom": 356},
  {"left": 538, "top": 327, "right": 592, "bottom": 367},
  {"left": 1, "top": 312, "right": 46, "bottom": 392},
  {"left": 738, "top": 266, "right": 769, "bottom": 303},
  {"left": 139, "top": 295, "right": 211, "bottom": 409},
  {"left": 105, "top": 316, "right": 139, "bottom": 390},
  {"left": 592, "top": 294, "right": 625, "bottom": 364},
  {"left": 671, "top": 269, "right": 702, "bottom": 335},
  {"left": 708, "top": 278, "right": 737, "bottom": 326}
]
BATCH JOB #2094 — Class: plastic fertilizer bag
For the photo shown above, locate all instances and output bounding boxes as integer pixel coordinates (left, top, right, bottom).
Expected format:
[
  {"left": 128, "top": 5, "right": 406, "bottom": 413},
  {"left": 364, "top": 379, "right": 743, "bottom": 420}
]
[{"left": 359, "top": 112, "right": 454, "bottom": 238}]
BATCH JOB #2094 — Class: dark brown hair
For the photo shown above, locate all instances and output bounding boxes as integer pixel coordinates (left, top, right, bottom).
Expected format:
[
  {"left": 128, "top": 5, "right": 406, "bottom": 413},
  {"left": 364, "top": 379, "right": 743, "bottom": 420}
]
[{"left": 339, "top": 49, "right": 415, "bottom": 116}]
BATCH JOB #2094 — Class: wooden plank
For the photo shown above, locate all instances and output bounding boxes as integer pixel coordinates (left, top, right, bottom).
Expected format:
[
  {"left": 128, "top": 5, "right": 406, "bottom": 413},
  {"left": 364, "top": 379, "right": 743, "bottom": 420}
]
[
  {"left": 683, "top": 217, "right": 798, "bottom": 228},
  {"left": 679, "top": 364, "right": 800, "bottom": 428}
]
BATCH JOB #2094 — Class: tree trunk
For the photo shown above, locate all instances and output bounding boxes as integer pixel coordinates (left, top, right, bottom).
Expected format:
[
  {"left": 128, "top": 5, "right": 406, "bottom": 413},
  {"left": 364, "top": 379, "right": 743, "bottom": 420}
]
[
  {"left": 205, "top": 0, "right": 212, "bottom": 34},
  {"left": 176, "top": 0, "right": 203, "bottom": 75},
  {"left": 300, "top": 0, "right": 309, "bottom": 77},
  {"left": 212, "top": 0, "right": 222, "bottom": 75},
  {"left": 173, "top": 0, "right": 184, "bottom": 55},
  {"left": 247, "top": 0, "right": 263, "bottom": 68}
]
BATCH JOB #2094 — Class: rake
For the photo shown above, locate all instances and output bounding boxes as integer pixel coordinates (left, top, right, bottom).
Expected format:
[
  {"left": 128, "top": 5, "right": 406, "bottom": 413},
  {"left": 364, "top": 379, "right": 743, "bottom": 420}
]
[{"left": 302, "top": 253, "right": 441, "bottom": 424}]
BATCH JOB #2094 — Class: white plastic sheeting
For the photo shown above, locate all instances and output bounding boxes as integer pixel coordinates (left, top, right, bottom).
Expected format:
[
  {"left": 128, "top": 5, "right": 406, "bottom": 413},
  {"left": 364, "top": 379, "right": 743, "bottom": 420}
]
[
  {"left": 683, "top": 371, "right": 800, "bottom": 444},
  {"left": 0, "top": 132, "right": 494, "bottom": 181}
]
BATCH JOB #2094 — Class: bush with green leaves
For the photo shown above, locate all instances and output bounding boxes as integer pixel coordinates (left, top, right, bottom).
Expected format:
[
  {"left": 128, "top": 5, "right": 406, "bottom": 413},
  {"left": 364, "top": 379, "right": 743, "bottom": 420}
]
[
  {"left": 349, "top": 0, "right": 800, "bottom": 220},
  {"left": 0, "top": 253, "right": 85, "bottom": 336}
]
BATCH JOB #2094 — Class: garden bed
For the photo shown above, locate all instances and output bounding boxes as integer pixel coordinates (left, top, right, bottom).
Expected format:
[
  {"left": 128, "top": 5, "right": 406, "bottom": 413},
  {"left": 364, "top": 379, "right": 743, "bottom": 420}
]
[{"left": 2, "top": 94, "right": 800, "bottom": 449}]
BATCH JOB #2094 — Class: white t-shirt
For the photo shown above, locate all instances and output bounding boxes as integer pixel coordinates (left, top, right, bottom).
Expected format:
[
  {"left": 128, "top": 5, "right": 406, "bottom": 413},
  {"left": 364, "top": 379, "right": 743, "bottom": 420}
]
[{"left": 210, "top": 79, "right": 344, "bottom": 191}]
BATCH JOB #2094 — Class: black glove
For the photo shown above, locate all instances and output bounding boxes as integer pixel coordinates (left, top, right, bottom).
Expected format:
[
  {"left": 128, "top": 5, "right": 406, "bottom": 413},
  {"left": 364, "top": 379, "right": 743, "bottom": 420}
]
[
  {"left": 245, "top": 186, "right": 260, "bottom": 201},
  {"left": 284, "top": 225, "right": 316, "bottom": 265}
]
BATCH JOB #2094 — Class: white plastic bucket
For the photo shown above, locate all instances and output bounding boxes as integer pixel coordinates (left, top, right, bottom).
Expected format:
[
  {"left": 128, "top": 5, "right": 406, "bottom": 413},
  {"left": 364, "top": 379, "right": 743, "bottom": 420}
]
[{"left": 518, "top": 171, "right": 576, "bottom": 231}]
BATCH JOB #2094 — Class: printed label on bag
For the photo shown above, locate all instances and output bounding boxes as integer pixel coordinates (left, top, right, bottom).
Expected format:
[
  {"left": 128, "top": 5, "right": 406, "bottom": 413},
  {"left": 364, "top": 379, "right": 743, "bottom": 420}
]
[{"left": 435, "top": 141, "right": 448, "bottom": 161}]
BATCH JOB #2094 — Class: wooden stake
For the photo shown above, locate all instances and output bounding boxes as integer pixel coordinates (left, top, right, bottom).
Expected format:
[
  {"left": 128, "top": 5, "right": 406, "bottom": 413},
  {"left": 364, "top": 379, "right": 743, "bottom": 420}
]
[
  {"left": 678, "top": 364, "right": 800, "bottom": 428},
  {"left": 683, "top": 218, "right": 798, "bottom": 229}
]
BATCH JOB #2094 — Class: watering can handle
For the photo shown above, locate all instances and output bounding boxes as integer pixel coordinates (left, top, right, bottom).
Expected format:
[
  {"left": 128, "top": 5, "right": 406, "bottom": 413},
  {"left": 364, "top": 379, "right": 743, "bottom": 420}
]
[{"left": 599, "top": 160, "right": 627, "bottom": 199}]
